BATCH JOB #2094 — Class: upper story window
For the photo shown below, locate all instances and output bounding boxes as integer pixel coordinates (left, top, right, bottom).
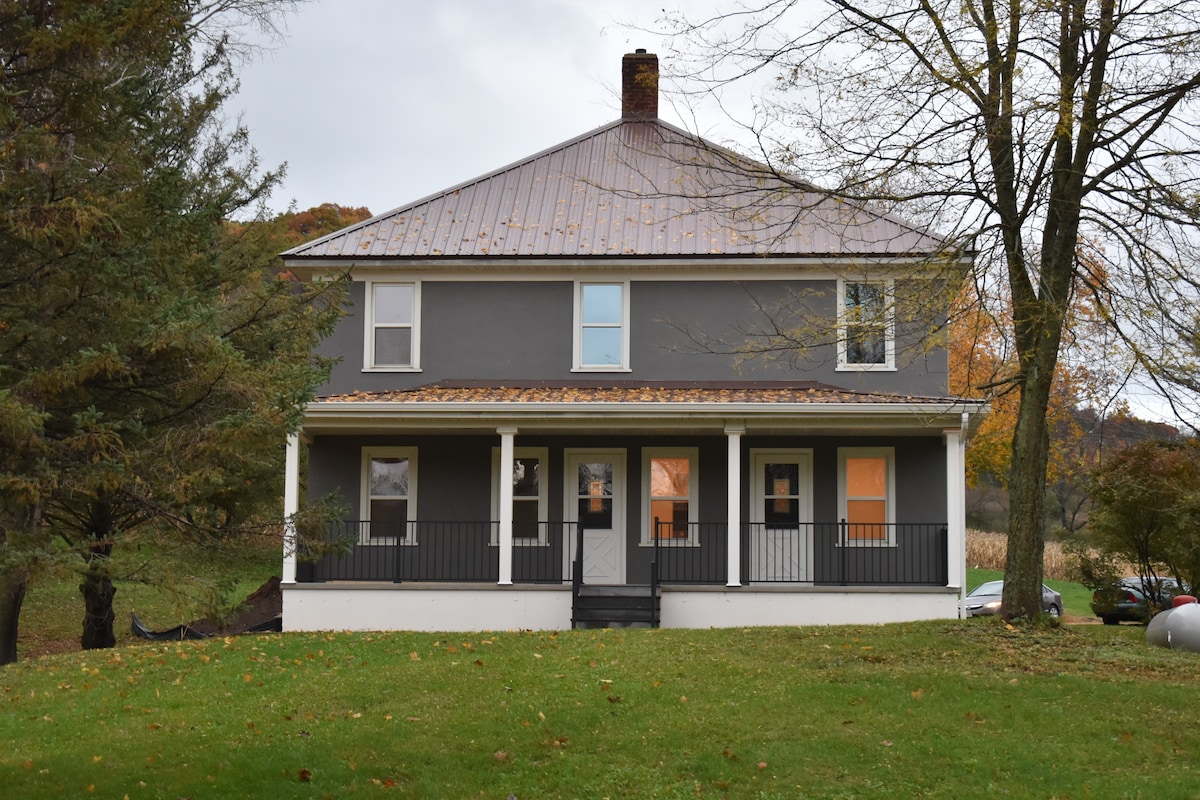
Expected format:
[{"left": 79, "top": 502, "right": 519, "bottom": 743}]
[
  {"left": 838, "top": 447, "right": 895, "bottom": 546},
  {"left": 366, "top": 281, "right": 420, "bottom": 370},
  {"left": 574, "top": 281, "right": 630, "bottom": 371},
  {"left": 838, "top": 279, "right": 894, "bottom": 370},
  {"left": 362, "top": 447, "right": 418, "bottom": 545}
]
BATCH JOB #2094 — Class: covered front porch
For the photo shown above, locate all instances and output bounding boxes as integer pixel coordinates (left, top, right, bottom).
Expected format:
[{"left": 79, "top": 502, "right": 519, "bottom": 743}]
[{"left": 279, "top": 382, "right": 985, "bottom": 630}]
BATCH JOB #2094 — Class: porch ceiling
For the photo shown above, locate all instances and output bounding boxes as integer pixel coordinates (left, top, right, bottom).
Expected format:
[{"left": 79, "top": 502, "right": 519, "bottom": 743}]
[{"left": 300, "top": 382, "right": 987, "bottom": 438}]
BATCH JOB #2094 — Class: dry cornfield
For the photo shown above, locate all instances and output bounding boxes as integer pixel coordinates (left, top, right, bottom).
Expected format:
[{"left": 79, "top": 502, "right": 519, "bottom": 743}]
[{"left": 966, "top": 529, "right": 1075, "bottom": 581}]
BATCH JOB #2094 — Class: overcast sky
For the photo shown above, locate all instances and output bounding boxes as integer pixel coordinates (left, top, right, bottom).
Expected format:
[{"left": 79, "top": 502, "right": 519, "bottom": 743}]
[{"left": 232, "top": 0, "right": 720, "bottom": 216}]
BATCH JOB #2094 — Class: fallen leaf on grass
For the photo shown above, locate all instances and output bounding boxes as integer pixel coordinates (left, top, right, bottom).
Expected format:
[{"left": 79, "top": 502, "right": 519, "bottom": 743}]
[
  {"left": 494, "top": 751, "right": 510, "bottom": 762},
  {"left": 298, "top": 768, "right": 312, "bottom": 782}
]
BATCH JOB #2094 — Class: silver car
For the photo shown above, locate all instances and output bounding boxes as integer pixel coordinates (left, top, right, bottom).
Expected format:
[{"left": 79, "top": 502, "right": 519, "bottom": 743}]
[{"left": 963, "top": 580, "right": 1063, "bottom": 618}]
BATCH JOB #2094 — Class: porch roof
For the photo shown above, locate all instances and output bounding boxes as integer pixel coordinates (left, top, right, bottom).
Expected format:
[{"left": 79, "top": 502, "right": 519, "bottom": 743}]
[{"left": 302, "top": 381, "right": 988, "bottom": 437}]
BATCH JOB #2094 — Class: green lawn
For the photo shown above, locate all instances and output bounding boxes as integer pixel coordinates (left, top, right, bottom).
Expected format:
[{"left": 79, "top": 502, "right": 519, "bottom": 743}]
[{"left": 3, "top": 622, "right": 1197, "bottom": 799}]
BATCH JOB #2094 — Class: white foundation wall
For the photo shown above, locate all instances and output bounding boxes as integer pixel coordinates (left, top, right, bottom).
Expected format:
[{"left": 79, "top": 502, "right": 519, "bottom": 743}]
[
  {"left": 283, "top": 584, "right": 961, "bottom": 632},
  {"left": 282, "top": 584, "right": 574, "bottom": 632},
  {"left": 659, "top": 587, "right": 960, "bottom": 628}
]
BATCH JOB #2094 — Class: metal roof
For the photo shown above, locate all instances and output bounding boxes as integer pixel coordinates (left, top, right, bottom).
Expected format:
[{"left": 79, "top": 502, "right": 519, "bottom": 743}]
[{"left": 283, "top": 120, "right": 950, "bottom": 261}]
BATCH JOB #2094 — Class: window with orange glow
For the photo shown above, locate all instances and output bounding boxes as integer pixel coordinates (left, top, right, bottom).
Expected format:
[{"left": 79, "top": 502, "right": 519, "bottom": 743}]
[
  {"left": 644, "top": 449, "right": 697, "bottom": 544},
  {"left": 840, "top": 450, "right": 892, "bottom": 544}
]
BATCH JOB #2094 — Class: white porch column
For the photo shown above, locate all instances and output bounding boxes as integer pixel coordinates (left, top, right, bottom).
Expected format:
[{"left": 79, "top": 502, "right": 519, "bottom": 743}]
[
  {"left": 497, "top": 426, "right": 517, "bottom": 586},
  {"left": 945, "top": 414, "right": 968, "bottom": 616},
  {"left": 281, "top": 433, "right": 300, "bottom": 585},
  {"left": 726, "top": 423, "right": 745, "bottom": 587}
]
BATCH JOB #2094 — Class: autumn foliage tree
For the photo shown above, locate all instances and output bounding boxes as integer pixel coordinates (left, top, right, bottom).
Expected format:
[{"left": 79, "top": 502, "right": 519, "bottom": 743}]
[{"left": 949, "top": 261, "right": 1122, "bottom": 533}]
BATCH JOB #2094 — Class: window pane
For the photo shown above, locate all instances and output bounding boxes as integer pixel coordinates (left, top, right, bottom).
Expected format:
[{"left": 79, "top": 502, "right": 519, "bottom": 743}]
[
  {"left": 581, "top": 327, "right": 621, "bottom": 366},
  {"left": 581, "top": 284, "right": 623, "bottom": 323},
  {"left": 651, "top": 457, "right": 690, "bottom": 498},
  {"left": 764, "top": 498, "right": 799, "bottom": 527},
  {"left": 369, "top": 499, "right": 408, "bottom": 538},
  {"left": 375, "top": 327, "right": 412, "bottom": 366},
  {"left": 577, "top": 463, "right": 613, "bottom": 496},
  {"left": 846, "top": 326, "right": 886, "bottom": 364},
  {"left": 763, "top": 463, "right": 799, "bottom": 496},
  {"left": 374, "top": 284, "right": 413, "bottom": 324},
  {"left": 513, "top": 499, "right": 540, "bottom": 539},
  {"left": 512, "top": 457, "right": 540, "bottom": 497},
  {"left": 846, "top": 457, "right": 886, "bottom": 497},
  {"left": 845, "top": 282, "right": 884, "bottom": 313},
  {"left": 651, "top": 499, "right": 689, "bottom": 538},
  {"left": 370, "top": 457, "right": 409, "bottom": 496},
  {"left": 578, "top": 498, "right": 613, "bottom": 529}
]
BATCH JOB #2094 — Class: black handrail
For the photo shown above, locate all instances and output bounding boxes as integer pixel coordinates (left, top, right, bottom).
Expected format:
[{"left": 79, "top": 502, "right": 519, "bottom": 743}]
[
  {"left": 300, "top": 519, "right": 949, "bottom": 587},
  {"left": 651, "top": 516, "right": 662, "bottom": 627}
]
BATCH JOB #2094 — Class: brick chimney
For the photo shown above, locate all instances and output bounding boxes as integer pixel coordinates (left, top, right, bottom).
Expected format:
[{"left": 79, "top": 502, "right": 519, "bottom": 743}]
[{"left": 622, "top": 49, "right": 658, "bottom": 119}]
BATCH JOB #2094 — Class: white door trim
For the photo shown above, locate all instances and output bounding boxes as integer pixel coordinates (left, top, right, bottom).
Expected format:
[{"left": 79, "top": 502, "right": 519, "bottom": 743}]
[
  {"left": 563, "top": 449, "right": 627, "bottom": 585},
  {"left": 748, "top": 449, "right": 814, "bottom": 582}
]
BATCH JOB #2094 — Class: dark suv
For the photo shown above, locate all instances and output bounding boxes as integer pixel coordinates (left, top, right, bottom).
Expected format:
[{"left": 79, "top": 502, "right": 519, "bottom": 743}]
[{"left": 1091, "top": 577, "right": 1190, "bottom": 625}]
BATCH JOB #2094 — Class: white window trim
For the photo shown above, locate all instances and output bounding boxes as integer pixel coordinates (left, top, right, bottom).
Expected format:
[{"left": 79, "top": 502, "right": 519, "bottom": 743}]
[
  {"left": 360, "top": 446, "right": 418, "bottom": 545},
  {"left": 837, "top": 446, "right": 896, "bottom": 547},
  {"left": 490, "top": 447, "right": 550, "bottom": 545},
  {"left": 836, "top": 278, "right": 895, "bottom": 371},
  {"left": 572, "top": 279, "right": 632, "bottom": 372},
  {"left": 641, "top": 447, "right": 700, "bottom": 546},
  {"left": 363, "top": 280, "right": 422, "bottom": 372}
]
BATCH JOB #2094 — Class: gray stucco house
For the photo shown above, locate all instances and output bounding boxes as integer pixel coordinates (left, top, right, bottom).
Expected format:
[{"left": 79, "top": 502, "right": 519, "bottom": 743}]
[{"left": 279, "top": 51, "right": 986, "bottom": 631}]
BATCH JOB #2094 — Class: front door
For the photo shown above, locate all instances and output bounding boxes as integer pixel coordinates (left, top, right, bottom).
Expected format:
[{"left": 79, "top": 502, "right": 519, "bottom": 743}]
[
  {"left": 748, "top": 450, "right": 814, "bottom": 582},
  {"left": 564, "top": 450, "right": 626, "bottom": 585}
]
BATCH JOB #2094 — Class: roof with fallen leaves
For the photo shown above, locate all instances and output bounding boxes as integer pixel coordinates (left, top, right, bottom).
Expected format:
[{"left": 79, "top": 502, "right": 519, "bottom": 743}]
[{"left": 314, "top": 381, "right": 967, "bottom": 406}]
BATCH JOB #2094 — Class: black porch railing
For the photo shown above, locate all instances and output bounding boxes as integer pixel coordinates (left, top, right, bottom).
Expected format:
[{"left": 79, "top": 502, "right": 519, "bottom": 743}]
[
  {"left": 297, "top": 519, "right": 947, "bottom": 586},
  {"left": 652, "top": 521, "right": 948, "bottom": 586},
  {"left": 297, "top": 520, "right": 577, "bottom": 583}
]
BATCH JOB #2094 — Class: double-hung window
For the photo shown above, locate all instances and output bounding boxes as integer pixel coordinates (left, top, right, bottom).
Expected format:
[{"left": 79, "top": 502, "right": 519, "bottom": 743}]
[
  {"left": 643, "top": 448, "right": 698, "bottom": 544},
  {"left": 574, "top": 281, "right": 629, "bottom": 371},
  {"left": 838, "top": 447, "right": 894, "bottom": 545},
  {"left": 367, "top": 281, "right": 420, "bottom": 370},
  {"left": 838, "top": 279, "right": 894, "bottom": 370},
  {"left": 491, "top": 447, "right": 549, "bottom": 544},
  {"left": 362, "top": 447, "right": 417, "bottom": 544}
]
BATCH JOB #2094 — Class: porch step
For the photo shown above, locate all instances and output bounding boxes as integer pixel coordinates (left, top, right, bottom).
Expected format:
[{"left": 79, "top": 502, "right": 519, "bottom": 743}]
[{"left": 573, "top": 584, "right": 659, "bottom": 629}]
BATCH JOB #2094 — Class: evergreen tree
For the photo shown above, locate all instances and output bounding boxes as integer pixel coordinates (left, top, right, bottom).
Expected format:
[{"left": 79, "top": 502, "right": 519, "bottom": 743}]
[{"left": 0, "top": 0, "right": 341, "bottom": 663}]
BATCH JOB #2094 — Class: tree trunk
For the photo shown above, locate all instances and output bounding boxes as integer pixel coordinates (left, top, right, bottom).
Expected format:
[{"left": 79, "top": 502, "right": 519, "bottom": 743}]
[
  {"left": 80, "top": 566, "right": 117, "bottom": 650},
  {"left": 1003, "top": 348, "right": 1058, "bottom": 619},
  {"left": 0, "top": 568, "right": 27, "bottom": 665},
  {"left": 79, "top": 499, "right": 118, "bottom": 650}
]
